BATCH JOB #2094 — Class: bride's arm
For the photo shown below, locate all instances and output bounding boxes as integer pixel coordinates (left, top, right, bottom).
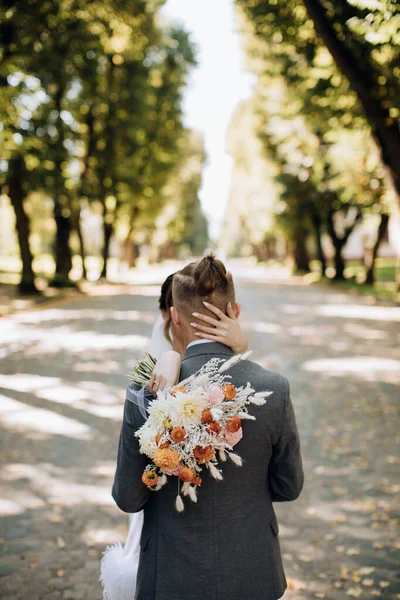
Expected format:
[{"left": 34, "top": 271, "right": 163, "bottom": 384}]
[
  {"left": 189, "top": 302, "right": 248, "bottom": 354},
  {"left": 148, "top": 350, "right": 181, "bottom": 394}
]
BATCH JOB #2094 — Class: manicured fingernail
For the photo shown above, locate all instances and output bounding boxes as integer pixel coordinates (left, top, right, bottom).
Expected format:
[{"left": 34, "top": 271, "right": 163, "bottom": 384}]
[
  {"left": 190, "top": 322, "right": 197, "bottom": 327},
  {"left": 203, "top": 301, "right": 209, "bottom": 306},
  {"left": 194, "top": 332, "right": 200, "bottom": 336},
  {"left": 192, "top": 312, "right": 199, "bottom": 317}
]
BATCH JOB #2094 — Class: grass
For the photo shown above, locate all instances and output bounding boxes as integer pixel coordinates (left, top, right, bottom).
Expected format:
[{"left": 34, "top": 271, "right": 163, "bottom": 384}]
[{"left": 304, "top": 257, "right": 399, "bottom": 303}]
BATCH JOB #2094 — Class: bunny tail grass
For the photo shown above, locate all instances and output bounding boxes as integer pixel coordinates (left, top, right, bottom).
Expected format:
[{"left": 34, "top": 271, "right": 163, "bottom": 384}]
[
  {"left": 219, "top": 449, "right": 227, "bottom": 462},
  {"left": 249, "top": 396, "right": 267, "bottom": 406},
  {"left": 207, "top": 462, "right": 223, "bottom": 480},
  {"left": 175, "top": 495, "right": 184, "bottom": 512},
  {"left": 228, "top": 452, "right": 243, "bottom": 467},
  {"left": 188, "top": 485, "right": 198, "bottom": 503}
]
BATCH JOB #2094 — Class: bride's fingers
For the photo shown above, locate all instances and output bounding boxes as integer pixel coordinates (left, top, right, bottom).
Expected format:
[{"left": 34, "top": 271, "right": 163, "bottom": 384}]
[
  {"left": 191, "top": 312, "right": 226, "bottom": 328},
  {"left": 191, "top": 323, "right": 226, "bottom": 336},
  {"left": 202, "top": 301, "right": 228, "bottom": 321},
  {"left": 194, "top": 332, "right": 221, "bottom": 342},
  {"left": 226, "top": 302, "right": 237, "bottom": 320}
]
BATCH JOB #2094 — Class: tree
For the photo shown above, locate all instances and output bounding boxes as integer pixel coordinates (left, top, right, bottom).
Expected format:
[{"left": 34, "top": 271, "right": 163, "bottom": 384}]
[{"left": 237, "top": 0, "right": 400, "bottom": 200}]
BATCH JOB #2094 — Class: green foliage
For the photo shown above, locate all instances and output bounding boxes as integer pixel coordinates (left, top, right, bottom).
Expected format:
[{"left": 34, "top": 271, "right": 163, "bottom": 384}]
[{"left": 0, "top": 0, "right": 198, "bottom": 281}]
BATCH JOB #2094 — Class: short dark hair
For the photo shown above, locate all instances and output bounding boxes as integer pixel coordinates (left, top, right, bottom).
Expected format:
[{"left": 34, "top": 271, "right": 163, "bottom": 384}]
[
  {"left": 159, "top": 273, "right": 174, "bottom": 311},
  {"left": 173, "top": 255, "right": 235, "bottom": 318}
]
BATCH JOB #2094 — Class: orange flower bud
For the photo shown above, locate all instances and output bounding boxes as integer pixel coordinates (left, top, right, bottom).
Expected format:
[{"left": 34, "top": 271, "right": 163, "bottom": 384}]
[
  {"left": 201, "top": 408, "right": 213, "bottom": 423},
  {"left": 178, "top": 466, "right": 195, "bottom": 482},
  {"left": 155, "top": 433, "right": 169, "bottom": 449},
  {"left": 223, "top": 384, "right": 236, "bottom": 400},
  {"left": 194, "top": 445, "right": 214, "bottom": 464},
  {"left": 207, "top": 422, "right": 221, "bottom": 435},
  {"left": 193, "top": 476, "right": 202, "bottom": 486},
  {"left": 227, "top": 416, "right": 241, "bottom": 433},
  {"left": 142, "top": 470, "right": 158, "bottom": 488},
  {"left": 170, "top": 427, "right": 186, "bottom": 443},
  {"left": 172, "top": 386, "right": 186, "bottom": 397}
]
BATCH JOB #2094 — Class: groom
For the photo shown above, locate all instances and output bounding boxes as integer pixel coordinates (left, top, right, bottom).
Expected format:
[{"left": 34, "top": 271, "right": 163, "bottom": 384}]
[{"left": 112, "top": 255, "right": 304, "bottom": 600}]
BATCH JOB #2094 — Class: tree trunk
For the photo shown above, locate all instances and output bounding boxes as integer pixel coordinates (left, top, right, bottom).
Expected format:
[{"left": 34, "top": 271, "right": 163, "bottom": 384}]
[
  {"left": 51, "top": 82, "right": 74, "bottom": 287},
  {"left": 311, "top": 211, "right": 327, "bottom": 275},
  {"left": 100, "top": 222, "right": 113, "bottom": 279},
  {"left": 75, "top": 208, "right": 87, "bottom": 280},
  {"left": 302, "top": 0, "right": 400, "bottom": 201},
  {"left": 364, "top": 213, "right": 390, "bottom": 285},
  {"left": 75, "top": 106, "right": 95, "bottom": 281},
  {"left": 293, "top": 223, "right": 310, "bottom": 273},
  {"left": 332, "top": 241, "right": 346, "bottom": 281},
  {"left": 326, "top": 206, "right": 362, "bottom": 281},
  {"left": 8, "top": 157, "right": 38, "bottom": 294}
]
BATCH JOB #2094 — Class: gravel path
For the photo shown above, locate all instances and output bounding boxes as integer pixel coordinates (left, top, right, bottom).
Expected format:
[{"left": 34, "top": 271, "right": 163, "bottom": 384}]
[{"left": 0, "top": 273, "right": 399, "bottom": 600}]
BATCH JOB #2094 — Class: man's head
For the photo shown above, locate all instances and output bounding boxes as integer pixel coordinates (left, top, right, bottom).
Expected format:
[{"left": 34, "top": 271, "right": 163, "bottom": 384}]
[{"left": 171, "top": 255, "right": 240, "bottom": 346}]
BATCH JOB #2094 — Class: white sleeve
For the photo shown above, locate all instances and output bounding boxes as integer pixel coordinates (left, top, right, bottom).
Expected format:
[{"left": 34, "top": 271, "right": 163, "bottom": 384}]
[{"left": 148, "top": 314, "right": 172, "bottom": 358}]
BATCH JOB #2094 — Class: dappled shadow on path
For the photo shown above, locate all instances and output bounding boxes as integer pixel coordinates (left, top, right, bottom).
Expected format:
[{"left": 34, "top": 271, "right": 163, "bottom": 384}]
[{"left": 0, "top": 281, "right": 399, "bottom": 599}]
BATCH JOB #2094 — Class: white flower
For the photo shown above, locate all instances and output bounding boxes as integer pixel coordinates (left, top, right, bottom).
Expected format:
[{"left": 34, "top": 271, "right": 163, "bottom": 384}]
[
  {"left": 147, "top": 397, "right": 174, "bottom": 432},
  {"left": 137, "top": 423, "right": 157, "bottom": 458},
  {"left": 169, "top": 391, "right": 209, "bottom": 428},
  {"left": 210, "top": 407, "right": 223, "bottom": 422}
]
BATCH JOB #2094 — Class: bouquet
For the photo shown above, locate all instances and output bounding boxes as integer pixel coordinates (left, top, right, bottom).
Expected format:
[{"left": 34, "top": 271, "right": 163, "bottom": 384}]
[
  {"left": 135, "top": 351, "right": 272, "bottom": 512},
  {"left": 129, "top": 352, "right": 157, "bottom": 387}
]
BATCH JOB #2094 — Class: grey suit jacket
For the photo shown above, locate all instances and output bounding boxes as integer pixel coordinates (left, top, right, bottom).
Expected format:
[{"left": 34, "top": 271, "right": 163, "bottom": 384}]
[{"left": 112, "top": 342, "right": 304, "bottom": 600}]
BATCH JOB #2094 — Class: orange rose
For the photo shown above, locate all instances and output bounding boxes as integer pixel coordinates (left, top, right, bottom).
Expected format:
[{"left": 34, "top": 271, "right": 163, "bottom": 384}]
[
  {"left": 193, "top": 476, "right": 202, "bottom": 486},
  {"left": 207, "top": 422, "right": 221, "bottom": 435},
  {"left": 223, "top": 384, "right": 236, "bottom": 400},
  {"left": 153, "top": 448, "right": 181, "bottom": 470},
  {"left": 170, "top": 427, "right": 186, "bottom": 443},
  {"left": 178, "top": 466, "right": 195, "bottom": 482},
  {"left": 156, "top": 433, "right": 169, "bottom": 449},
  {"left": 227, "top": 416, "right": 241, "bottom": 433},
  {"left": 172, "top": 386, "right": 186, "bottom": 397},
  {"left": 142, "top": 470, "right": 158, "bottom": 488},
  {"left": 194, "top": 445, "right": 214, "bottom": 464},
  {"left": 201, "top": 408, "right": 213, "bottom": 423}
]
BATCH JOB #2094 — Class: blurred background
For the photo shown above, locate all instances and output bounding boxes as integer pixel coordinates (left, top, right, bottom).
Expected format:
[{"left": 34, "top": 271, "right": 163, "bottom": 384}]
[
  {"left": 0, "top": 1, "right": 399, "bottom": 599},
  {"left": 1, "top": 0, "right": 399, "bottom": 303}
]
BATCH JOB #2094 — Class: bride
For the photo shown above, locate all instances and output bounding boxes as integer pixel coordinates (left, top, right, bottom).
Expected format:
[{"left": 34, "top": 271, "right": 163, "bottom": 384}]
[{"left": 100, "top": 272, "right": 248, "bottom": 600}]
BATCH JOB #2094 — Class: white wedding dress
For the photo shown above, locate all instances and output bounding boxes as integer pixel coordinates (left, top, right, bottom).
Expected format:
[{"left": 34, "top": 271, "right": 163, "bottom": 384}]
[{"left": 100, "top": 315, "right": 172, "bottom": 599}]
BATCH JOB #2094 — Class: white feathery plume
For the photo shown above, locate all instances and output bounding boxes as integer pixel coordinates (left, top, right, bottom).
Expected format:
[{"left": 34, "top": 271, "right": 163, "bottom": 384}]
[
  {"left": 207, "top": 462, "right": 223, "bottom": 481},
  {"left": 240, "top": 350, "right": 253, "bottom": 361},
  {"left": 179, "top": 374, "right": 195, "bottom": 386},
  {"left": 194, "top": 464, "right": 202, "bottom": 472},
  {"left": 218, "top": 354, "right": 242, "bottom": 373},
  {"left": 219, "top": 449, "right": 227, "bottom": 462},
  {"left": 188, "top": 486, "right": 197, "bottom": 503},
  {"left": 228, "top": 452, "right": 243, "bottom": 466},
  {"left": 249, "top": 396, "right": 267, "bottom": 406},
  {"left": 254, "top": 391, "right": 273, "bottom": 398},
  {"left": 155, "top": 473, "right": 168, "bottom": 490},
  {"left": 210, "top": 407, "right": 223, "bottom": 422},
  {"left": 182, "top": 482, "right": 191, "bottom": 497},
  {"left": 175, "top": 495, "right": 184, "bottom": 512},
  {"left": 238, "top": 411, "right": 256, "bottom": 420}
]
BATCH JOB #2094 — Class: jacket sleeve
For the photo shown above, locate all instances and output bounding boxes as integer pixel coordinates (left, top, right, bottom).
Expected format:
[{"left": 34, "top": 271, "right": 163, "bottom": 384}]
[
  {"left": 112, "top": 397, "right": 150, "bottom": 513},
  {"left": 268, "top": 379, "right": 304, "bottom": 502}
]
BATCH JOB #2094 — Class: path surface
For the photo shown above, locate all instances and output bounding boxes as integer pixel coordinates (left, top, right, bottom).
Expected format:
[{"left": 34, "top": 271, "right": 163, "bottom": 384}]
[{"left": 1, "top": 271, "right": 399, "bottom": 600}]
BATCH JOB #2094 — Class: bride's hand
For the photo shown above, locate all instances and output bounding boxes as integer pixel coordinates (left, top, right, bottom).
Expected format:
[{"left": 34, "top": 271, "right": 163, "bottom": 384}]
[
  {"left": 190, "top": 302, "right": 248, "bottom": 354},
  {"left": 148, "top": 350, "right": 181, "bottom": 395}
]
